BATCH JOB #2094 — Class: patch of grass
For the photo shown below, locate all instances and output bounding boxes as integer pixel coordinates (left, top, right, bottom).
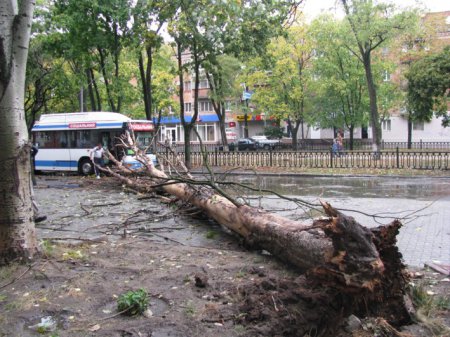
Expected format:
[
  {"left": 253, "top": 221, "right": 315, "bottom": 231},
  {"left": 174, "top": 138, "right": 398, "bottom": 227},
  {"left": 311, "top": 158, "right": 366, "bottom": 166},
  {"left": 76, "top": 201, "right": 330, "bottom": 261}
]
[
  {"left": 183, "top": 300, "right": 196, "bottom": 317},
  {"left": 4, "top": 301, "right": 20, "bottom": 311},
  {"left": 235, "top": 270, "right": 246, "bottom": 278},
  {"left": 40, "top": 239, "right": 54, "bottom": 258},
  {"left": 409, "top": 282, "right": 450, "bottom": 335},
  {"left": 117, "top": 288, "right": 148, "bottom": 316},
  {"left": 205, "top": 230, "right": 217, "bottom": 239},
  {"left": 0, "top": 294, "right": 7, "bottom": 302},
  {"left": 410, "top": 283, "right": 439, "bottom": 316},
  {"left": 62, "top": 249, "right": 85, "bottom": 261},
  {"left": 233, "top": 324, "right": 246, "bottom": 334},
  {"left": 0, "top": 264, "right": 20, "bottom": 282}
]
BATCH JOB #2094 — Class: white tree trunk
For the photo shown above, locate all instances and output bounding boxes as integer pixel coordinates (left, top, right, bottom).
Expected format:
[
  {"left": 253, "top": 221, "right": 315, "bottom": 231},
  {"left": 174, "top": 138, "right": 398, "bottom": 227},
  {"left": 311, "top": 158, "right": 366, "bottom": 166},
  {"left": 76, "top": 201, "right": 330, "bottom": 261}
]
[{"left": 0, "top": 0, "right": 38, "bottom": 263}]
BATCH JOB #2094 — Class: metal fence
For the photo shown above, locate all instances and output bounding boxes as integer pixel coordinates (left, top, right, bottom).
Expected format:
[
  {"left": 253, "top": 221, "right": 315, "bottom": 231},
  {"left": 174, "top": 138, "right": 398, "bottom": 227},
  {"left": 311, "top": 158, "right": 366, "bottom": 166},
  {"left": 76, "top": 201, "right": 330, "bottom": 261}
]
[
  {"left": 159, "top": 149, "right": 450, "bottom": 170},
  {"left": 155, "top": 140, "right": 450, "bottom": 153}
]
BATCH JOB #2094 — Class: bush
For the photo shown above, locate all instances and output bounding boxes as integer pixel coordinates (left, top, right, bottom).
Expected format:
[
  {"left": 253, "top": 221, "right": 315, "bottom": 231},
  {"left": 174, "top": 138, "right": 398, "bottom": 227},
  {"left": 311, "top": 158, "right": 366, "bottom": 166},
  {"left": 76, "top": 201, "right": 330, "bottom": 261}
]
[
  {"left": 264, "top": 126, "right": 283, "bottom": 139},
  {"left": 117, "top": 289, "right": 149, "bottom": 316}
]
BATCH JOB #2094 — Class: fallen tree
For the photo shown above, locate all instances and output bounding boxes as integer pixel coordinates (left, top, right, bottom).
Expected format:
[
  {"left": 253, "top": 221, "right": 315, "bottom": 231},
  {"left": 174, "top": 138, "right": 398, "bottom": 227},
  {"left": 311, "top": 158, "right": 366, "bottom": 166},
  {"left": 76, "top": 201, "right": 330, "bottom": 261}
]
[{"left": 101, "top": 136, "right": 413, "bottom": 335}]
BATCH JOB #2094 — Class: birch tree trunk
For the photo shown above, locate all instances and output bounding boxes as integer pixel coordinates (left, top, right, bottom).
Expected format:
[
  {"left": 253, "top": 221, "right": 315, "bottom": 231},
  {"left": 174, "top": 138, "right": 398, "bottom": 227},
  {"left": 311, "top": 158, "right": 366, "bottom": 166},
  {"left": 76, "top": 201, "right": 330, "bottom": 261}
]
[{"left": 0, "top": 0, "right": 38, "bottom": 264}]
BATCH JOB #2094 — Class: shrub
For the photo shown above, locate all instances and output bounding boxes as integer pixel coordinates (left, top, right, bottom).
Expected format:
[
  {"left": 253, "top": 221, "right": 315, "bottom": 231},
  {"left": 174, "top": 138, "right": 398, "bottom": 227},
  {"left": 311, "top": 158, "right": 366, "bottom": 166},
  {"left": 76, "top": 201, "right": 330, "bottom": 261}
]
[{"left": 117, "top": 289, "right": 148, "bottom": 316}]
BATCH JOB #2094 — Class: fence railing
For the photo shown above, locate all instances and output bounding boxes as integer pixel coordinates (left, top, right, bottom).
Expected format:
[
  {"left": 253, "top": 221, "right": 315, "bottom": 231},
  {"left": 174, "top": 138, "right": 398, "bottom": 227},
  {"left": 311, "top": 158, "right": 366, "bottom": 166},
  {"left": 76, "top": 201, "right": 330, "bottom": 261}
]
[
  {"left": 158, "top": 149, "right": 450, "bottom": 171},
  {"left": 154, "top": 140, "right": 450, "bottom": 153}
]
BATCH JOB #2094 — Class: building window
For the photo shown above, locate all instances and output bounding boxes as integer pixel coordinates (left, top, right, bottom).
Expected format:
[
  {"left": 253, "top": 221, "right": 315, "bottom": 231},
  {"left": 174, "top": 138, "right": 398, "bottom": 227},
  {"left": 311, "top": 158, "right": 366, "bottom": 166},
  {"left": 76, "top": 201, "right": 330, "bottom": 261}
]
[
  {"left": 382, "top": 119, "right": 391, "bottom": 131},
  {"left": 413, "top": 121, "right": 424, "bottom": 131},
  {"left": 184, "top": 102, "right": 192, "bottom": 112},
  {"left": 198, "top": 100, "right": 213, "bottom": 112},
  {"left": 224, "top": 100, "right": 233, "bottom": 111},
  {"left": 199, "top": 78, "right": 209, "bottom": 89},
  {"left": 184, "top": 81, "right": 192, "bottom": 91},
  {"left": 192, "top": 123, "right": 216, "bottom": 142}
]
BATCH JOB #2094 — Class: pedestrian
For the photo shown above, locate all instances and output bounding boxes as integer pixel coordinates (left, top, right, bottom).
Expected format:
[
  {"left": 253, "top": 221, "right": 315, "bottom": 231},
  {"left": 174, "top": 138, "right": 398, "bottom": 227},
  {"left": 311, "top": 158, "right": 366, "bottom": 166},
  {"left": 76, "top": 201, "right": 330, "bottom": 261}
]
[
  {"left": 332, "top": 139, "right": 340, "bottom": 157},
  {"left": 337, "top": 131, "right": 344, "bottom": 152},
  {"left": 31, "top": 143, "right": 38, "bottom": 186},
  {"left": 89, "top": 143, "right": 105, "bottom": 179}
]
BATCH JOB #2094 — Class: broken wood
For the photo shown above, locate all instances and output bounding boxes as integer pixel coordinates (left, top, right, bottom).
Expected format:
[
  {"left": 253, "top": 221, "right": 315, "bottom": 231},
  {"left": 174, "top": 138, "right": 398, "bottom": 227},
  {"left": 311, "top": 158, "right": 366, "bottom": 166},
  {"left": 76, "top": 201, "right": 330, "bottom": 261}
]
[{"left": 101, "top": 141, "right": 413, "bottom": 333}]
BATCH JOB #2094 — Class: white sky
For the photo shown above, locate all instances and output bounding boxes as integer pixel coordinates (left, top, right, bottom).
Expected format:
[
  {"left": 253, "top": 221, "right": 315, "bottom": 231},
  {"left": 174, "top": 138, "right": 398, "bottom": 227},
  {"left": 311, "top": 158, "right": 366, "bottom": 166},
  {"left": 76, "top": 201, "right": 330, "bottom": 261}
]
[{"left": 301, "top": 0, "right": 449, "bottom": 21}]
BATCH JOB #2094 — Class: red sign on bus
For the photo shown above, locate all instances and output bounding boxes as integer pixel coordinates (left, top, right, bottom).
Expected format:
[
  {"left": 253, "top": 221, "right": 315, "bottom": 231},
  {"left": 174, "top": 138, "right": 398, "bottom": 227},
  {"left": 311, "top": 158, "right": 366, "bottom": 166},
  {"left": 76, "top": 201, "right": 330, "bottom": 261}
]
[
  {"left": 129, "top": 122, "right": 154, "bottom": 131},
  {"left": 68, "top": 122, "right": 96, "bottom": 129}
]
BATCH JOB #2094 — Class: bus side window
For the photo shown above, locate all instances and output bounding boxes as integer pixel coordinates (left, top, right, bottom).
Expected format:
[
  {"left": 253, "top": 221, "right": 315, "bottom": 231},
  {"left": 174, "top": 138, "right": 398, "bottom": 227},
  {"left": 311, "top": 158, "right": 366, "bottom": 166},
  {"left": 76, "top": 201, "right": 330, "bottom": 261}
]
[
  {"left": 56, "top": 131, "right": 68, "bottom": 148},
  {"left": 36, "top": 131, "right": 55, "bottom": 148}
]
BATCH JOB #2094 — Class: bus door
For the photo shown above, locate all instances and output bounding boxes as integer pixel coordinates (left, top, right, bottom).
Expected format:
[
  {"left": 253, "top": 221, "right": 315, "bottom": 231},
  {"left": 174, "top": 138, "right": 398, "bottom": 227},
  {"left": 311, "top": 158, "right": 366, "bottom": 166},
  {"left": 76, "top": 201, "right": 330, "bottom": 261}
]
[
  {"left": 51, "top": 131, "right": 73, "bottom": 171},
  {"left": 69, "top": 130, "right": 93, "bottom": 171}
]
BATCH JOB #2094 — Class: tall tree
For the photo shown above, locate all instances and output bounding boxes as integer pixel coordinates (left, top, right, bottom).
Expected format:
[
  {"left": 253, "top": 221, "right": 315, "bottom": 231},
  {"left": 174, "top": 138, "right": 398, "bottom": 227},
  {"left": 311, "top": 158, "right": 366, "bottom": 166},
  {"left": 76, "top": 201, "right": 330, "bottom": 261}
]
[
  {"left": 243, "top": 21, "right": 314, "bottom": 149},
  {"left": 205, "top": 55, "right": 242, "bottom": 147},
  {"left": 394, "top": 10, "right": 438, "bottom": 148},
  {"left": 340, "top": 0, "right": 416, "bottom": 153},
  {"left": 169, "top": 0, "right": 301, "bottom": 165},
  {"left": 53, "top": 0, "right": 134, "bottom": 112},
  {"left": 0, "top": 0, "right": 39, "bottom": 263},
  {"left": 132, "top": 0, "right": 177, "bottom": 120},
  {"left": 406, "top": 46, "right": 450, "bottom": 128},
  {"left": 310, "top": 15, "right": 369, "bottom": 150}
]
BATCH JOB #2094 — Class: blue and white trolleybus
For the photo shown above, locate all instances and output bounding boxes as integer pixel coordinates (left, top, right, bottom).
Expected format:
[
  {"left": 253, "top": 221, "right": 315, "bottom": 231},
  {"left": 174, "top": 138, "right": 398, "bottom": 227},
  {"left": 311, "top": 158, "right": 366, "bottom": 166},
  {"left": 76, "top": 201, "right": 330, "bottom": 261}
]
[{"left": 31, "top": 112, "right": 155, "bottom": 175}]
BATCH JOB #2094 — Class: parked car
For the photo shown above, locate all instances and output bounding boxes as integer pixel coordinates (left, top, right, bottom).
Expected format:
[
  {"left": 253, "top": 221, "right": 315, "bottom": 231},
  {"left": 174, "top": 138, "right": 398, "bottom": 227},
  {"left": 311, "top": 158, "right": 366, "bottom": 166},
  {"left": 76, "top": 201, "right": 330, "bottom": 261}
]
[
  {"left": 250, "top": 135, "right": 280, "bottom": 150},
  {"left": 237, "top": 138, "right": 257, "bottom": 151},
  {"left": 122, "top": 149, "right": 158, "bottom": 170}
]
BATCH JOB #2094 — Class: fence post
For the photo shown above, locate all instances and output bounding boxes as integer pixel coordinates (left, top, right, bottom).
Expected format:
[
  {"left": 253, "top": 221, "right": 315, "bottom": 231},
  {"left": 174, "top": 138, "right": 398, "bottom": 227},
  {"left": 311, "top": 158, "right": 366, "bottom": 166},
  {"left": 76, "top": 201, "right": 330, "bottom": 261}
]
[
  {"left": 269, "top": 146, "right": 273, "bottom": 167},
  {"left": 420, "top": 139, "right": 423, "bottom": 149},
  {"left": 396, "top": 147, "right": 399, "bottom": 169},
  {"left": 330, "top": 148, "right": 333, "bottom": 168},
  {"left": 215, "top": 147, "right": 218, "bottom": 166}
]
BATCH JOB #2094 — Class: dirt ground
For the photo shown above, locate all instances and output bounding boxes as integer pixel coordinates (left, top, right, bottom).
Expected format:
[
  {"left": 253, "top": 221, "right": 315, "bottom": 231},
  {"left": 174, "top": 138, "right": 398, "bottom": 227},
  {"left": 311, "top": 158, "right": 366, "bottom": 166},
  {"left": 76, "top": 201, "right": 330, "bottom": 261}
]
[{"left": 0, "top": 175, "right": 449, "bottom": 337}]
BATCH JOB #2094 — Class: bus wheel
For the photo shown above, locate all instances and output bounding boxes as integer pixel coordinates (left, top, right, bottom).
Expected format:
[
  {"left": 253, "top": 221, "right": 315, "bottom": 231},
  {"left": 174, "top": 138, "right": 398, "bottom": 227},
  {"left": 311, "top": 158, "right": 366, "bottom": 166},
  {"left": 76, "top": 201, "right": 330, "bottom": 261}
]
[{"left": 79, "top": 159, "right": 93, "bottom": 176}]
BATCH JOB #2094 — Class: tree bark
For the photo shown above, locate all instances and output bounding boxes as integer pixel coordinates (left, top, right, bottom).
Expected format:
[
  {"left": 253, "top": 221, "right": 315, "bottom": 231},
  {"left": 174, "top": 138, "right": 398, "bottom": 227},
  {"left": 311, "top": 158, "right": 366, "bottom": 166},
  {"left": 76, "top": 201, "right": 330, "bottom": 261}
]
[
  {"left": 0, "top": 0, "right": 39, "bottom": 264},
  {"left": 363, "top": 53, "right": 382, "bottom": 153},
  {"left": 104, "top": 155, "right": 412, "bottom": 330}
]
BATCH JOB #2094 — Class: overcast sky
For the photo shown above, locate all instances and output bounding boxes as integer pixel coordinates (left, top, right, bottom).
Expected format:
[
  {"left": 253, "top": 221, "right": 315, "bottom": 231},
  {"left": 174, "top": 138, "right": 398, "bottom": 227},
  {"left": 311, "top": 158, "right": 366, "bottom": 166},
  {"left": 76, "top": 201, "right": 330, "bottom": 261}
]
[{"left": 301, "top": 0, "right": 449, "bottom": 21}]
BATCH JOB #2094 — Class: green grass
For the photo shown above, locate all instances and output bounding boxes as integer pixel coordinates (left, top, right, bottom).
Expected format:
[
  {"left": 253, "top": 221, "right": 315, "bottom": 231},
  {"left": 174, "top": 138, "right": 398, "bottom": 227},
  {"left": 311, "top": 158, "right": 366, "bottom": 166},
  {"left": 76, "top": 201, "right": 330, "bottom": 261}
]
[{"left": 205, "top": 230, "right": 218, "bottom": 239}]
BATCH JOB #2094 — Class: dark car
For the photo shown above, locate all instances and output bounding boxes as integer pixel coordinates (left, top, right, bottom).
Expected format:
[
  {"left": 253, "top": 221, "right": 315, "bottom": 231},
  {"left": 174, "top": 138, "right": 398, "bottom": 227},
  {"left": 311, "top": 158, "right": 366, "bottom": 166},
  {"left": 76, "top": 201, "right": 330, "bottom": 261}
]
[{"left": 237, "top": 138, "right": 257, "bottom": 151}]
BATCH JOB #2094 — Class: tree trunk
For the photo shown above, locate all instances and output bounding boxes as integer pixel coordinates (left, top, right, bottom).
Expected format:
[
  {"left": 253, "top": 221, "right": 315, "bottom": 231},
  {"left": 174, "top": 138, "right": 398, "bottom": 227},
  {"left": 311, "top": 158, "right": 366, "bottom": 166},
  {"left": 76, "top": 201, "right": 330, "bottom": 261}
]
[
  {"left": 363, "top": 54, "right": 382, "bottom": 153},
  {"left": 349, "top": 125, "right": 354, "bottom": 150},
  {"left": 105, "top": 157, "right": 412, "bottom": 330},
  {"left": 407, "top": 114, "right": 413, "bottom": 149},
  {"left": 219, "top": 106, "right": 228, "bottom": 146},
  {"left": 98, "top": 48, "right": 116, "bottom": 112},
  {"left": 0, "top": 0, "right": 39, "bottom": 264},
  {"left": 86, "top": 68, "right": 96, "bottom": 111}
]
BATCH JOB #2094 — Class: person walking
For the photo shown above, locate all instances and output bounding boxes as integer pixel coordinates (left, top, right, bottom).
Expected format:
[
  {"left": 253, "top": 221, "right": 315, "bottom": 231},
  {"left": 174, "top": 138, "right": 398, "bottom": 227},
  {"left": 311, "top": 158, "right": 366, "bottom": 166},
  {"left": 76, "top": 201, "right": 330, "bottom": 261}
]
[
  {"left": 332, "top": 139, "right": 340, "bottom": 157},
  {"left": 89, "top": 143, "right": 105, "bottom": 179},
  {"left": 337, "top": 131, "right": 344, "bottom": 153}
]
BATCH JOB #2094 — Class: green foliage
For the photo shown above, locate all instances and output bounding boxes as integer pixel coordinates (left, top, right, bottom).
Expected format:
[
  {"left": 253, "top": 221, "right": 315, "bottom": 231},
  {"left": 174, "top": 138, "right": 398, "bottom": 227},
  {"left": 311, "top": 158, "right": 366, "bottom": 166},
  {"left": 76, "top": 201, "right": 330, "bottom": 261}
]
[
  {"left": 242, "top": 20, "right": 315, "bottom": 140},
  {"left": 340, "top": 0, "right": 420, "bottom": 147},
  {"left": 309, "top": 15, "right": 369, "bottom": 133},
  {"left": 406, "top": 46, "right": 450, "bottom": 127},
  {"left": 264, "top": 126, "right": 284, "bottom": 139},
  {"left": 205, "top": 230, "right": 217, "bottom": 239},
  {"left": 40, "top": 240, "right": 54, "bottom": 258},
  {"left": 183, "top": 300, "right": 196, "bottom": 317},
  {"left": 117, "top": 289, "right": 149, "bottom": 316}
]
